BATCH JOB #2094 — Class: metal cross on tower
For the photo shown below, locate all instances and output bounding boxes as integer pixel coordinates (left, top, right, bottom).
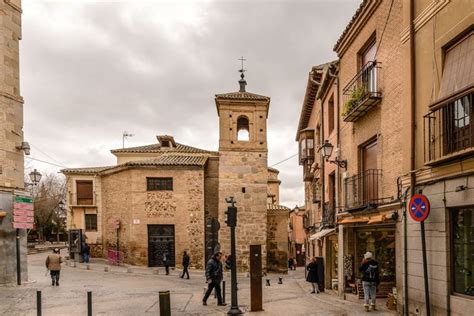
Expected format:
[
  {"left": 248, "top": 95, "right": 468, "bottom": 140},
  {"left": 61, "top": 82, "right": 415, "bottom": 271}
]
[
  {"left": 238, "top": 56, "right": 247, "bottom": 92},
  {"left": 238, "top": 56, "right": 246, "bottom": 76}
]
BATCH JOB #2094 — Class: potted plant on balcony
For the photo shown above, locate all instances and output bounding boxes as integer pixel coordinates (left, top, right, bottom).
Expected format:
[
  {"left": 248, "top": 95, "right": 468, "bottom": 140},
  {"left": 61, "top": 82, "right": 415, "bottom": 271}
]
[{"left": 342, "top": 84, "right": 367, "bottom": 117}]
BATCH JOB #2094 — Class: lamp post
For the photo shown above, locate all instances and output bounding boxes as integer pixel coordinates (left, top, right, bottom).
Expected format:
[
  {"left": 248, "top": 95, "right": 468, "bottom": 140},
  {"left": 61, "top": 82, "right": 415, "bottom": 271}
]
[
  {"left": 225, "top": 197, "right": 242, "bottom": 315},
  {"left": 321, "top": 140, "right": 347, "bottom": 169},
  {"left": 17, "top": 169, "right": 42, "bottom": 285}
]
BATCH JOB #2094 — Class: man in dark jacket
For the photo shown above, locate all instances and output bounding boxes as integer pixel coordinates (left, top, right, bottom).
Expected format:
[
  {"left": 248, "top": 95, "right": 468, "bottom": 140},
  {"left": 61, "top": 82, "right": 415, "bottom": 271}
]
[
  {"left": 82, "top": 243, "right": 90, "bottom": 264},
  {"left": 306, "top": 257, "right": 319, "bottom": 293},
  {"left": 202, "top": 252, "right": 226, "bottom": 306},
  {"left": 180, "top": 251, "right": 190, "bottom": 279},
  {"left": 359, "top": 252, "right": 380, "bottom": 311},
  {"left": 163, "top": 251, "right": 170, "bottom": 275}
]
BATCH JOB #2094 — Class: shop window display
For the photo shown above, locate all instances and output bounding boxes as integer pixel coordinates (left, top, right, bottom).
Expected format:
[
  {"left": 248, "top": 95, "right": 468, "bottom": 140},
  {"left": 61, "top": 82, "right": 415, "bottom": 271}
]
[
  {"left": 452, "top": 208, "right": 474, "bottom": 296},
  {"left": 355, "top": 229, "right": 396, "bottom": 282}
]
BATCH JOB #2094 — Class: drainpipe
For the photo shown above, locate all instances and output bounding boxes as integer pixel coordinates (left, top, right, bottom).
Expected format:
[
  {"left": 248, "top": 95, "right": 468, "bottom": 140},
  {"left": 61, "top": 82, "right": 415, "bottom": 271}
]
[{"left": 406, "top": 0, "right": 416, "bottom": 314}]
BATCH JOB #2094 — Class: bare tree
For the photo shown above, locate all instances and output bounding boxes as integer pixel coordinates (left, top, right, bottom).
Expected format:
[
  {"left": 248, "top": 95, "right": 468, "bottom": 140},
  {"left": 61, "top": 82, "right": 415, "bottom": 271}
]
[{"left": 30, "top": 172, "right": 66, "bottom": 242}]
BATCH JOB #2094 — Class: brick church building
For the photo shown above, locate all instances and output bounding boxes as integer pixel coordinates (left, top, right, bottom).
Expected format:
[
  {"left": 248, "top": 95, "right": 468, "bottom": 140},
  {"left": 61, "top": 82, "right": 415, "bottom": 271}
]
[{"left": 63, "top": 74, "right": 289, "bottom": 272}]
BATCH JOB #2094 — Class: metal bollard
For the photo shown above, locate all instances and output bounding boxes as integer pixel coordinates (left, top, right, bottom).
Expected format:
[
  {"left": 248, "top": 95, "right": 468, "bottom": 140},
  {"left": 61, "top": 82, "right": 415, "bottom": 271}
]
[
  {"left": 278, "top": 277, "right": 283, "bottom": 284},
  {"left": 222, "top": 281, "right": 226, "bottom": 303},
  {"left": 266, "top": 279, "right": 271, "bottom": 286},
  {"left": 87, "top": 291, "right": 92, "bottom": 316},
  {"left": 104, "top": 266, "right": 109, "bottom": 272},
  {"left": 36, "top": 290, "right": 41, "bottom": 316},
  {"left": 159, "top": 291, "right": 171, "bottom": 316}
]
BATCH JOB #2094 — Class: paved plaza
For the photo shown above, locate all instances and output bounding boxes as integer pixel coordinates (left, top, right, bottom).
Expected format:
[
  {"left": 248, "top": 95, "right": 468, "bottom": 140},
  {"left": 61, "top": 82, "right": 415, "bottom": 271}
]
[{"left": 0, "top": 252, "right": 396, "bottom": 315}]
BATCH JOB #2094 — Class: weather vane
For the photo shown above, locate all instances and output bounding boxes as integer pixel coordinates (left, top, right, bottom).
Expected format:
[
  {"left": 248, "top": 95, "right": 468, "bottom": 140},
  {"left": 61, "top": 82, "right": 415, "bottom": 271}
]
[{"left": 238, "top": 56, "right": 246, "bottom": 79}]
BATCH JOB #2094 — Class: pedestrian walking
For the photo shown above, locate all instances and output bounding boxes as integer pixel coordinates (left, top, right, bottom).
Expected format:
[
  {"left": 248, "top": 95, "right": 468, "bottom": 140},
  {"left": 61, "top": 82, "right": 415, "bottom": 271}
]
[
  {"left": 306, "top": 257, "right": 320, "bottom": 293},
  {"left": 359, "top": 252, "right": 380, "bottom": 311},
  {"left": 202, "top": 251, "right": 226, "bottom": 306},
  {"left": 293, "top": 257, "right": 297, "bottom": 270},
  {"left": 288, "top": 257, "right": 294, "bottom": 271},
  {"left": 82, "top": 243, "right": 90, "bottom": 264},
  {"left": 163, "top": 251, "right": 170, "bottom": 275},
  {"left": 45, "top": 248, "right": 62, "bottom": 286},
  {"left": 180, "top": 251, "right": 190, "bottom": 279}
]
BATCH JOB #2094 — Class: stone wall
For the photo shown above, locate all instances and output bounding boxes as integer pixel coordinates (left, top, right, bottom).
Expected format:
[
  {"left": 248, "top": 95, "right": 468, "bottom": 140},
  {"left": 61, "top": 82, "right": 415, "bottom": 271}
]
[
  {"left": 101, "top": 167, "right": 206, "bottom": 269},
  {"left": 218, "top": 151, "right": 268, "bottom": 271},
  {"left": 0, "top": 191, "right": 27, "bottom": 284},
  {"left": 0, "top": 0, "right": 27, "bottom": 285},
  {"left": 267, "top": 211, "right": 289, "bottom": 273},
  {"left": 204, "top": 157, "right": 219, "bottom": 261}
]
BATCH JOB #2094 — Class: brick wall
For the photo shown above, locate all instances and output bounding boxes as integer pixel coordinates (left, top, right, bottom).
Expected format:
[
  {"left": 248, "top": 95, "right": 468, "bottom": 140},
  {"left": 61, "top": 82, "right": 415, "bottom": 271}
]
[{"left": 337, "top": 0, "right": 403, "bottom": 203}]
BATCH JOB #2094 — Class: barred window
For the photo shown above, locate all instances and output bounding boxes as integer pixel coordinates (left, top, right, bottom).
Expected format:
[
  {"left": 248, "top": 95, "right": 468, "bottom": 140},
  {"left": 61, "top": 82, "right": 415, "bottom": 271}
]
[
  {"left": 85, "top": 214, "right": 97, "bottom": 231},
  {"left": 147, "top": 177, "right": 173, "bottom": 191}
]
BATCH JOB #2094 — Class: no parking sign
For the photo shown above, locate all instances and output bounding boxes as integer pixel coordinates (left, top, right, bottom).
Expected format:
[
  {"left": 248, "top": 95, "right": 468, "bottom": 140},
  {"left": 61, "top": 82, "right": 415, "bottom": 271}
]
[{"left": 409, "top": 194, "right": 430, "bottom": 222}]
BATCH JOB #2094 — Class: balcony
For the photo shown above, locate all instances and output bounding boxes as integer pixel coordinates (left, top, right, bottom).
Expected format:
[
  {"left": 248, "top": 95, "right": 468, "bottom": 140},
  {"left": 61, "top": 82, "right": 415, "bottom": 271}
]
[
  {"left": 344, "top": 169, "right": 382, "bottom": 211},
  {"left": 321, "top": 202, "right": 335, "bottom": 228},
  {"left": 342, "top": 61, "right": 382, "bottom": 122},
  {"left": 69, "top": 192, "right": 97, "bottom": 207},
  {"left": 424, "top": 92, "right": 474, "bottom": 165}
]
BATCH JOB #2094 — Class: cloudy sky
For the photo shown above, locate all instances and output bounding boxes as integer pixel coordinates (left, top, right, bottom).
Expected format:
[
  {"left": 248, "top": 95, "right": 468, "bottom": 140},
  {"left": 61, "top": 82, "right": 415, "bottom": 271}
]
[{"left": 21, "top": 0, "right": 360, "bottom": 207}]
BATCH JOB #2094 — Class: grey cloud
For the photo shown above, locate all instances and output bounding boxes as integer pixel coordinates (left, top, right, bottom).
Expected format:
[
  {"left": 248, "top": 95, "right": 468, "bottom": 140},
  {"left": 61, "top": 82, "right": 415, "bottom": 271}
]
[{"left": 21, "top": 0, "right": 361, "bottom": 206}]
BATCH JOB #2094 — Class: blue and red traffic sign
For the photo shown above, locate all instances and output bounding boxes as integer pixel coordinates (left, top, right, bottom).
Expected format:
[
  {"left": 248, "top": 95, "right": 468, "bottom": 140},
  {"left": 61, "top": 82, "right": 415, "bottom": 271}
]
[{"left": 409, "top": 194, "right": 430, "bottom": 222}]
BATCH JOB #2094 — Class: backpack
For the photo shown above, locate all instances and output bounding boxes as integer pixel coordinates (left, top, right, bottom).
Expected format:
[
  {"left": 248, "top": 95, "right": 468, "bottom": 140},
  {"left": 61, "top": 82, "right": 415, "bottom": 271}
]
[{"left": 364, "top": 263, "right": 378, "bottom": 282}]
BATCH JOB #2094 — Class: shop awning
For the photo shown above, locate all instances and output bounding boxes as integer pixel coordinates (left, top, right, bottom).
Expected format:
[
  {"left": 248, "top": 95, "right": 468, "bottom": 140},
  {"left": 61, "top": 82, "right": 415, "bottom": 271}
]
[
  {"left": 338, "top": 217, "right": 369, "bottom": 224},
  {"left": 309, "top": 228, "right": 336, "bottom": 241},
  {"left": 338, "top": 211, "right": 395, "bottom": 225}
]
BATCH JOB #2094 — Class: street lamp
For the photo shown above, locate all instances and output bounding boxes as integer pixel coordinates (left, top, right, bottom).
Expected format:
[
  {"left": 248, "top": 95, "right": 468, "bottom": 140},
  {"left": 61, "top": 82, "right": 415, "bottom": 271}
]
[
  {"left": 321, "top": 140, "right": 347, "bottom": 169},
  {"left": 28, "top": 169, "right": 42, "bottom": 185}
]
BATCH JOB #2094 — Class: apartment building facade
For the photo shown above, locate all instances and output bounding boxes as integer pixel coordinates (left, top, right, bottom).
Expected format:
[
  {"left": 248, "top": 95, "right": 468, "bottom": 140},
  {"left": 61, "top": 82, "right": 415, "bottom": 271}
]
[
  {"left": 333, "top": 0, "right": 403, "bottom": 301},
  {"left": 296, "top": 60, "right": 340, "bottom": 290},
  {"left": 399, "top": 0, "right": 474, "bottom": 314}
]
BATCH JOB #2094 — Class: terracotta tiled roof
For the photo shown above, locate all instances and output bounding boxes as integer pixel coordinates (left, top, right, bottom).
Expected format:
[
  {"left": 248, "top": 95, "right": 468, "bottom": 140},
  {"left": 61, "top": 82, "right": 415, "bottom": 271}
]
[
  {"left": 215, "top": 91, "right": 270, "bottom": 101},
  {"left": 333, "top": 0, "right": 369, "bottom": 53},
  {"left": 62, "top": 166, "right": 114, "bottom": 174},
  {"left": 111, "top": 142, "right": 218, "bottom": 155},
  {"left": 296, "top": 61, "right": 337, "bottom": 140},
  {"left": 124, "top": 155, "right": 208, "bottom": 167},
  {"left": 267, "top": 204, "right": 291, "bottom": 213}
]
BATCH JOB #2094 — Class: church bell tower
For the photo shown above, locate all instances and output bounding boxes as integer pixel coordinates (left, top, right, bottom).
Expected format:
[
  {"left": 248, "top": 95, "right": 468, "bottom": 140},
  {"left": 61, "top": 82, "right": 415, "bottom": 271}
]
[{"left": 215, "top": 61, "right": 270, "bottom": 271}]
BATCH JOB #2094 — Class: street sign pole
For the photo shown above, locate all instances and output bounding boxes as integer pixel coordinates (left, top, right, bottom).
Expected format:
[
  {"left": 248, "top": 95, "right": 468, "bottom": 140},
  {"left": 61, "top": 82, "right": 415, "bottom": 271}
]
[
  {"left": 409, "top": 194, "right": 431, "bottom": 316},
  {"left": 16, "top": 228, "right": 21, "bottom": 285},
  {"left": 420, "top": 221, "right": 430, "bottom": 316}
]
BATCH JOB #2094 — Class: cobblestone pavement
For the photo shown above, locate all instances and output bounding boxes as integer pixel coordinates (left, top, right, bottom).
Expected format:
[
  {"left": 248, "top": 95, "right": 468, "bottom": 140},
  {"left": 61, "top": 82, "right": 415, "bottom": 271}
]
[{"left": 0, "top": 253, "right": 396, "bottom": 315}]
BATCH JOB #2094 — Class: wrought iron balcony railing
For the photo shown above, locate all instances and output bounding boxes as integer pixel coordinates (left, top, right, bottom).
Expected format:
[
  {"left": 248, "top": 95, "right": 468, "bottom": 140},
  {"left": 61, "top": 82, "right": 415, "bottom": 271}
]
[
  {"left": 424, "top": 92, "right": 474, "bottom": 164},
  {"left": 344, "top": 169, "right": 382, "bottom": 211},
  {"left": 342, "top": 61, "right": 382, "bottom": 122},
  {"left": 321, "top": 202, "right": 335, "bottom": 228}
]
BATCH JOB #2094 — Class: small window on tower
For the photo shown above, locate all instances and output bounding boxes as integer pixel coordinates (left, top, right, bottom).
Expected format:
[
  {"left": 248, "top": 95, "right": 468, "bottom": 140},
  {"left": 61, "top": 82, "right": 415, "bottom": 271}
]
[{"left": 237, "top": 116, "right": 250, "bottom": 141}]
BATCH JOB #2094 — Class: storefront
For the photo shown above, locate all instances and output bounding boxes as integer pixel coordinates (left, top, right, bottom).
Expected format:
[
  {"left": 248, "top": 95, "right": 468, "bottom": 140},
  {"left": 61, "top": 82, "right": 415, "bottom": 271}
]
[
  {"left": 310, "top": 228, "right": 338, "bottom": 290},
  {"left": 338, "top": 212, "right": 397, "bottom": 299}
]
